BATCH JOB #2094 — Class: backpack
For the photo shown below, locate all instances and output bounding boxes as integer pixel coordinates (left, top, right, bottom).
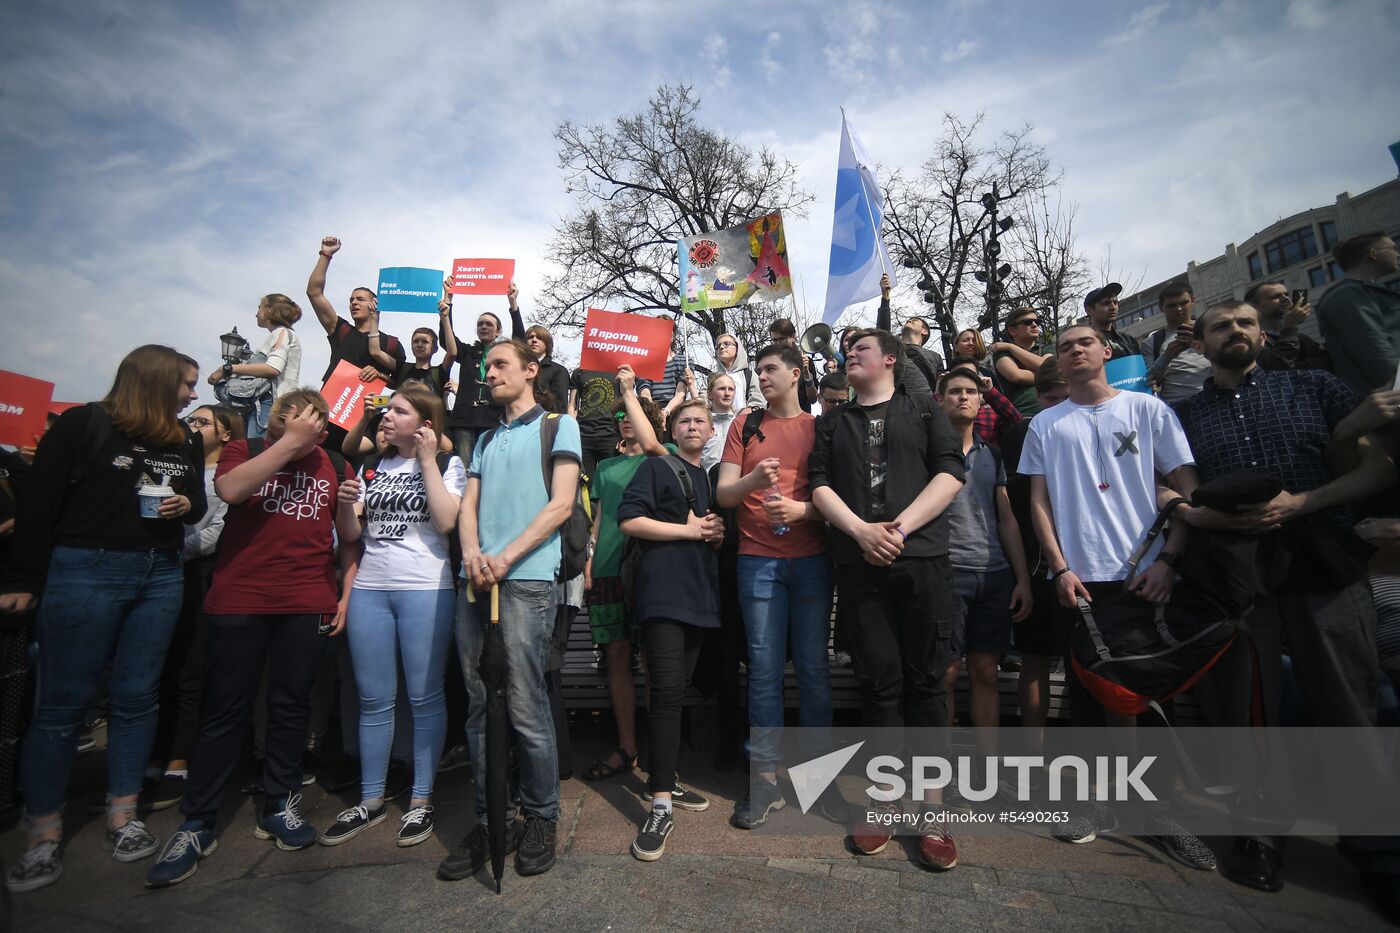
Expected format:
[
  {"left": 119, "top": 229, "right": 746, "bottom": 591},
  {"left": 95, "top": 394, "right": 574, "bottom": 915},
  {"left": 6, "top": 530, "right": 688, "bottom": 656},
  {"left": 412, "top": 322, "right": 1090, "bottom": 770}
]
[
  {"left": 1067, "top": 498, "right": 1247, "bottom": 718},
  {"left": 214, "top": 351, "right": 275, "bottom": 413},
  {"left": 619, "top": 454, "right": 697, "bottom": 616},
  {"left": 479, "top": 413, "right": 592, "bottom": 580}
]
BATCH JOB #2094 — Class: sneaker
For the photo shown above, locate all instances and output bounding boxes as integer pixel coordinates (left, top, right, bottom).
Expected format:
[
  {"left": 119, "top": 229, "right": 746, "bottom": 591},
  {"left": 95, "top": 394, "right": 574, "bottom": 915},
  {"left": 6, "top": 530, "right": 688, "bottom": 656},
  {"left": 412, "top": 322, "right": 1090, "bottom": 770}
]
[
  {"left": 918, "top": 826, "right": 958, "bottom": 870},
  {"left": 438, "top": 744, "right": 472, "bottom": 775},
  {"left": 384, "top": 759, "right": 411, "bottom": 801},
  {"left": 254, "top": 793, "right": 317, "bottom": 851},
  {"left": 516, "top": 815, "right": 557, "bottom": 876},
  {"left": 1151, "top": 814, "right": 1217, "bottom": 871},
  {"left": 103, "top": 818, "right": 159, "bottom": 862},
  {"left": 731, "top": 779, "right": 785, "bottom": 830},
  {"left": 848, "top": 801, "right": 898, "bottom": 856},
  {"left": 300, "top": 749, "right": 321, "bottom": 787},
  {"left": 631, "top": 806, "right": 674, "bottom": 862},
  {"left": 145, "top": 773, "right": 187, "bottom": 812},
  {"left": 75, "top": 734, "right": 97, "bottom": 753},
  {"left": 642, "top": 781, "right": 710, "bottom": 813},
  {"left": 6, "top": 840, "right": 61, "bottom": 893},
  {"left": 326, "top": 754, "right": 361, "bottom": 793},
  {"left": 145, "top": 823, "right": 217, "bottom": 889},
  {"left": 438, "top": 821, "right": 522, "bottom": 881},
  {"left": 318, "top": 803, "right": 387, "bottom": 846},
  {"left": 397, "top": 806, "right": 435, "bottom": 847},
  {"left": 1056, "top": 800, "right": 1116, "bottom": 845}
]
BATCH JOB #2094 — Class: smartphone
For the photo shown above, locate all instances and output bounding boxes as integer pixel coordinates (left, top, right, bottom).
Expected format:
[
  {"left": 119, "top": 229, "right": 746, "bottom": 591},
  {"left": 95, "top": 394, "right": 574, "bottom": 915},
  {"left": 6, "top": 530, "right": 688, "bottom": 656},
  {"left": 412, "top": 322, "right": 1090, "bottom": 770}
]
[
  {"left": 368, "top": 394, "right": 392, "bottom": 409},
  {"left": 317, "top": 613, "right": 334, "bottom": 635},
  {"left": 1291, "top": 288, "right": 1308, "bottom": 306}
]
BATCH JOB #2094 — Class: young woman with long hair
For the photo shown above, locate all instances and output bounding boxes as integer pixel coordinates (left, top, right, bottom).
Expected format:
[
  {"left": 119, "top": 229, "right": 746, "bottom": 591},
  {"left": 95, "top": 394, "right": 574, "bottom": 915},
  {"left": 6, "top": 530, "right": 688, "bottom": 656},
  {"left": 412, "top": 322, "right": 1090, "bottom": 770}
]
[
  {"left": 326, "top": 385, "right": 466, "bottom": 847},
  {"left": 2, "top": 345, "right": 206, "bottom": 892}
]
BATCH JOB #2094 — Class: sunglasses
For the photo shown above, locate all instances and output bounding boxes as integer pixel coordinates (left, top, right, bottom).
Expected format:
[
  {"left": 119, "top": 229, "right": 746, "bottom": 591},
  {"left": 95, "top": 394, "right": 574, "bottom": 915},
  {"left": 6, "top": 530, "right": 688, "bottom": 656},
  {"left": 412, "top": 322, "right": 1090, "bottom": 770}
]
[
  {"left": 1013, "top": 318, "right": 1041, "bottom": 327},
  {"left": 614, "top": 411, "right": 628, "bottom": 422}
]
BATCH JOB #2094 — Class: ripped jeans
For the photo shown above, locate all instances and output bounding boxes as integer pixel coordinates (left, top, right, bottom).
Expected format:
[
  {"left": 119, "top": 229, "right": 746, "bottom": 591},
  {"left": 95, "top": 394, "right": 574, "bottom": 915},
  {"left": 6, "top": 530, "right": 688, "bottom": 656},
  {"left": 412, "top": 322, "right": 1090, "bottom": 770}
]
[{"left": 21, "top": 546, "right": 184, "bottom": 818}]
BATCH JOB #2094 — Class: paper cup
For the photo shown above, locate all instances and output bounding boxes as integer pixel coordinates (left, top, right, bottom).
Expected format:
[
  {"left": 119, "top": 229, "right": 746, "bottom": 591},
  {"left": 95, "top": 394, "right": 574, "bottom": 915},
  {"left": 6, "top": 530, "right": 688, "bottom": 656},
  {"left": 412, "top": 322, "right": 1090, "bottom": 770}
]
[{"left": 138, "top": 484, "right": 174, "bottom": 518}]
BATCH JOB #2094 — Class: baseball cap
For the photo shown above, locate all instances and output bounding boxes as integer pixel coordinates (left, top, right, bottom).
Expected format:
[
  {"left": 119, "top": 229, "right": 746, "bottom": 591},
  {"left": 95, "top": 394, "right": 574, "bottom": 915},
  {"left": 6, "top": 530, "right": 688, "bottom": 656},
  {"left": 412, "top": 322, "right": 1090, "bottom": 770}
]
[{"left": 1083, "top": 283, "right": 1123, "bottom": 309}]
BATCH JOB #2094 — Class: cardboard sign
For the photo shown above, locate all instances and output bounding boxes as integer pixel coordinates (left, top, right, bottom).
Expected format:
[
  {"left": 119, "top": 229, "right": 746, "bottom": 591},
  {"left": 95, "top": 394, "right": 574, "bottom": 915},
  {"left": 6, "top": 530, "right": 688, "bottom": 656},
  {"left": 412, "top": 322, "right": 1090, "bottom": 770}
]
[
  {"left": 321, "top": 360, "right": 387, "bottom": 428},
  {"left": 1105, "top": 354, "right": 1151, "bottom": 394},
  {"left": 448, "top": 258, "right": 515, "bottom": 296},
  {"left": 376, "top": 266, "right": 444, "bottom": 314},
  {"left": 678, "top": 212, "right": 792, "bottom": 315},
  {"left": 0, "top": 370, "right": 55, "bottom": 448},
  {"left": 578, "top": 308, "right": 674, "bottom": 381}
]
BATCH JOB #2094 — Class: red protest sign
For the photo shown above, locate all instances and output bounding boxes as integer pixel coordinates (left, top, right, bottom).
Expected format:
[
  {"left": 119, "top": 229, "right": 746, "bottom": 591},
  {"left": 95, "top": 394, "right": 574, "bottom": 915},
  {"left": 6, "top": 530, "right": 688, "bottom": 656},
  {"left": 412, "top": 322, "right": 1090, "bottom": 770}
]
[
  {"left": 578, "top": 308, "right": 674, "bottom": 381},
  {"left": 320, "top": 360, "right": 387, "bottom": 429},
  {"left": 0, "top": 370, "right": 55, "bottom": 449},
  {"left": 448, "top": 258, "right": 515, "bottom": 295}
]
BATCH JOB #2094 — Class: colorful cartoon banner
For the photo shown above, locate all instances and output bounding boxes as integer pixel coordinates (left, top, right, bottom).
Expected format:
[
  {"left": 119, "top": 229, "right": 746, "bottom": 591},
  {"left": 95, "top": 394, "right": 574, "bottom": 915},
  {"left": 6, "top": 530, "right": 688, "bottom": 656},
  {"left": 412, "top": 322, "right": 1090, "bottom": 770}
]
[
  {"left": 1105, "top": 354, "right": 1151, "bottom": 394},
  {"left": 678, "top": 212, "right": 793, "bottom": 315},
  {"left": 578, "top": 308, "right": 674, "bottom": 381},
  {"left": 0, "top": 370, "right": 55, "bottom": 449},
  {"left": 321, "top": 359, "right": 387, "bottom": 428},
  {"left": 376, "top": 266, "right": 444, "bottom": 314},
  {"left": 448, "top": 258, "right": 515, "bottom": 296}
]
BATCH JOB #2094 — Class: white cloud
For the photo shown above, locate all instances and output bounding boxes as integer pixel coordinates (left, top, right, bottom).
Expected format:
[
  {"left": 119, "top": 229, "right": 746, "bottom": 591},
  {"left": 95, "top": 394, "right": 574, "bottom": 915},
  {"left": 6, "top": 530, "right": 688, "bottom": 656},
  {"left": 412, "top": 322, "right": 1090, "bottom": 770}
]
[
  {"left": 760, "top": 31, "right": 784, "bottom": 80},
  {"left": 702, "top": 34, "right": 732, "bottom": 88},
  {"left": 1101, "top": 3, "right": 1168, "bottom": 47},
  {"left": 942, "top": 38, "right": 980, "bottom": 63}
]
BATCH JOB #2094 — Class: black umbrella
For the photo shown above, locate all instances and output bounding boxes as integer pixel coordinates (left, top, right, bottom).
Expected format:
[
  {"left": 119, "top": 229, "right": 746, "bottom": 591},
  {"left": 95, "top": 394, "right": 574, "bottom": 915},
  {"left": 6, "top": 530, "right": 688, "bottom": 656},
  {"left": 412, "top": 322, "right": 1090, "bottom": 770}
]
[{"left": 477, "top": 584, "right": 510, "bottom": 894}]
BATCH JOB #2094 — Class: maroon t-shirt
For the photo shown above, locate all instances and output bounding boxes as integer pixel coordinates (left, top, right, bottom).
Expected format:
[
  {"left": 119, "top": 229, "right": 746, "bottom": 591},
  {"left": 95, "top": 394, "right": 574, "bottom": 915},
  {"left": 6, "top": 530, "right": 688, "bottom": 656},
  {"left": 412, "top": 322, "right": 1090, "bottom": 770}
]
[{"left": 203, "top": 440, "right": 351, "bottom": 616}]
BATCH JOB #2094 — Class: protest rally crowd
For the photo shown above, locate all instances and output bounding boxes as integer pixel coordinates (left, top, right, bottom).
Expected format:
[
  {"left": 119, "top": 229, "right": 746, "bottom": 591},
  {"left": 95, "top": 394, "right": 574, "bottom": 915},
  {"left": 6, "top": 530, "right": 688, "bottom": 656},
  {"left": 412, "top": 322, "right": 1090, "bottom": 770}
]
[{"left": 1, "top": 230, "right": 1399, "bottom": 922}]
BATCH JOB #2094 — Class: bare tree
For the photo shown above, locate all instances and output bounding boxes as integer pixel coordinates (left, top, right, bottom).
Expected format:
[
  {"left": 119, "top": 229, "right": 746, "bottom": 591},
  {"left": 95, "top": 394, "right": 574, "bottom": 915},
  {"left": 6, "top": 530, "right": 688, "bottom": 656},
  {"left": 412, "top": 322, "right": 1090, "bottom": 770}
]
[
  {"left": 882, "top": 113, "right": 1060, "bottom": 358},
  {"left": 1003, "top": 188, "right": 1091, "bottom": 342},
  {"left": 539, "top": 84, "right": 812, "bottom": 347}
]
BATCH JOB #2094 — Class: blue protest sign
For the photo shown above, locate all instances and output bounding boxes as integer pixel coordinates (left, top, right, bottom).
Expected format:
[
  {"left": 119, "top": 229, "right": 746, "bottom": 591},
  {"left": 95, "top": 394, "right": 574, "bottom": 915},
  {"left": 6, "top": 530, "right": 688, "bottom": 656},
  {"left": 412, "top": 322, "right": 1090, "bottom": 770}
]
[
  {"left": 376, "top": 267, "right": 443, "bottom": 314},
  {"left": 1105, "top": 354, "right": 1151, "bottom": 394}
]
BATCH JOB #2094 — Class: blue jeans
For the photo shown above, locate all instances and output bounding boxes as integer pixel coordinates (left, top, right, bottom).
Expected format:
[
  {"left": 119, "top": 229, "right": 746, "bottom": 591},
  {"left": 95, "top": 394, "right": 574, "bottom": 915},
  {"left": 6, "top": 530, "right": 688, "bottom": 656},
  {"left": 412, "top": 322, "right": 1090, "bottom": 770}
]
[
  {"left": 246, "top": 395, "right": 273, "bottom": 439},
  {"left": 737, "top": 554, "right": 833, "bottom": 770},
  {"left": 456, "top": 579, "right": 559, "bottom": 821},
  {"left": 347, "top": 587, "right": 455, "bottom": 800},
  {"left": 22, "top": 546, "right": 183, "bottom": 817}
]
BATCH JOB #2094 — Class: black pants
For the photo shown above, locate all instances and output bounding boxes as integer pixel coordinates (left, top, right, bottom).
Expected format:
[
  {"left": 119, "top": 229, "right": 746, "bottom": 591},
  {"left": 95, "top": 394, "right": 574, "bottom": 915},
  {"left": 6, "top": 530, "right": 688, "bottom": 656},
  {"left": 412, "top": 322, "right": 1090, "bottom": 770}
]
[
  {"left": 153, "top": 557, "right": 215, "bottom": 765},
  {"left": 643, "top": 618, "right": 703, "bottom": 795},
  {"left": 835, "top": 556, "right": 951, "bottom": 729},
  {"left": 182, "top": 613, "right": 324, "bottom": 824},
  {"left": 580, "top": 438, "right": 618, "bottom": 482}
]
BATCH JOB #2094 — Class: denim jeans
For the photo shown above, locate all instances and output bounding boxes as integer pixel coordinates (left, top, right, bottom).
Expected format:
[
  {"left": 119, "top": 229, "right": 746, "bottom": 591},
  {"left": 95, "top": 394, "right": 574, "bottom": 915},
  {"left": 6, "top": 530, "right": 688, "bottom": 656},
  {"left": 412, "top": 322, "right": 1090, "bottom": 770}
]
[
  {"left": 347, "top": 587, "right": 455, "bottom": 800},
  {"left": 22, "top": 546, "right": 184, "bottom": 817},
  {"left": 456, "top": 579, "right": 559, "bottom": 821},
  {"left": 737, "top": 554, "right": 833, "bottom": 771},
  {"left": 245, "top": 395, "right": 273, "bottom": 439},
  {"left": 336, "top": 632, "right": 412, "bottom": 761},
  {"left": 452, "top": 428, "right": 481, "bottom": 469}
]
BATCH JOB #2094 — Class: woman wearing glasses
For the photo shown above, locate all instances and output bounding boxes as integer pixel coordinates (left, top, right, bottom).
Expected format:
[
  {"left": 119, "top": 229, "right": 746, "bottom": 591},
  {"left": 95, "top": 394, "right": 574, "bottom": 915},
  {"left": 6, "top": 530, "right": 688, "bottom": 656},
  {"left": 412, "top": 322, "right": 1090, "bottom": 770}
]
[
  {"left": 143, "top": 405, "right": 246, "bottom": 811},
  {"left": 712, "top": 334, "right": 764, "bottom": 411},
  {"left": 989, "top": 308, "right": 1053, "bottom": 417}
]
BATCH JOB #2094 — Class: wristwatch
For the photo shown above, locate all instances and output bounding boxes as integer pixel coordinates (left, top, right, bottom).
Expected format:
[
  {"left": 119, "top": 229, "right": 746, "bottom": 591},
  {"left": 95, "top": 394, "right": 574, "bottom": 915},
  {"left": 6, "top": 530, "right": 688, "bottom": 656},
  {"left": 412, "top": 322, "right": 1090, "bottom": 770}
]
[
  {"left": 222, "top": 362, "right": 234, "bottom": 376},
  {"left": 1157, "top": 550, "right": 1184, "bottom": 571}
]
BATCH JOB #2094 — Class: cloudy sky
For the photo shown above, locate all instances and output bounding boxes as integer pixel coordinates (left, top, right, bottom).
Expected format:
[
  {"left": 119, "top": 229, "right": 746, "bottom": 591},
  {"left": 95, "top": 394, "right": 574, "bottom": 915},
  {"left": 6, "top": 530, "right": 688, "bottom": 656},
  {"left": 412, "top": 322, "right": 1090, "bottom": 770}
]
[{"left": 2, "top": 0, "right": 1397, "bottom": 403}]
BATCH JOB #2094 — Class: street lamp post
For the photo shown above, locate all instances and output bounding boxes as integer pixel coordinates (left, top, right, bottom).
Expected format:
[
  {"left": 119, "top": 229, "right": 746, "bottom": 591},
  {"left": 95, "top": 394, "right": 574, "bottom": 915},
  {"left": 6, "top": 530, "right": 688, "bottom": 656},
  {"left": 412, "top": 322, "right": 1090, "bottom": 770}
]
[{"left": 973, "top": 182, "right": 1015, "bottom": 333}]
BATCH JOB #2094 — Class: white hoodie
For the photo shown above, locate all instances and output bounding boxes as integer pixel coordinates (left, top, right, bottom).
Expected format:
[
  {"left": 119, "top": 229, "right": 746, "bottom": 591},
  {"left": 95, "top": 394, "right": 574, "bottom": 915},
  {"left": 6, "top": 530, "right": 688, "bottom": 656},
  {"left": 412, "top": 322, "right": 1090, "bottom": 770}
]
[
  {"left": 703, "top": 408, "right": 739, "bottom": 472},
  {"left": 715, "top": 338, "right": 766, "bottom": 410}
]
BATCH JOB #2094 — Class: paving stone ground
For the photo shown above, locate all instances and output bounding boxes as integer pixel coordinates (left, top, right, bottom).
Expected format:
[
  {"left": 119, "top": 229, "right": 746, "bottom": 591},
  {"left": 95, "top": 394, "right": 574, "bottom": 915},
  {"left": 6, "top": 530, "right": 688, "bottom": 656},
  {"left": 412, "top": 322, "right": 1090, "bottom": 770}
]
[{"left": 4, "top": 716, "right": 1393, "bottom": 931}]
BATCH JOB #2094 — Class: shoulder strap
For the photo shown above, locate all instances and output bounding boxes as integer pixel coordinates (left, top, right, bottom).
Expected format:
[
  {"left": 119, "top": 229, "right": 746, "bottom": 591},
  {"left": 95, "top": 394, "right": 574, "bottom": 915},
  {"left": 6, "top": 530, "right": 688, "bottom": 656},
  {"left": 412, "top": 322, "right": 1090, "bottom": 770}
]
[
  {"left": 435, "top": 450, "right": 453, "bottom": 475},
  {"left": 539, "top": 412, "right": 561, "bottom": 493},
  {"left": 659, "top": 454, "right": 697, "bottom": 515},
  {"left": 741, "top": 409, "right": 766, "bottom": 447},
  {"left": 325, "top": 448, "right": 347, "bottom": 481},
  {"left": 246, "top": 437, "right": 265, "bottom": 457}
]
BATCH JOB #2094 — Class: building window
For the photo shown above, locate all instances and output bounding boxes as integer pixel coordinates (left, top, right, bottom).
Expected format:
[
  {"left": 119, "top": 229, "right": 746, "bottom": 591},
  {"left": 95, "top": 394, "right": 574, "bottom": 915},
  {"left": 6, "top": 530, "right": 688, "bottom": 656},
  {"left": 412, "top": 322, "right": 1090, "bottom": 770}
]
[
  {"left": 1320, "top": 220, "right": 1338, "bottom": 251},
  {"left": 1330, "top": 260, "right": 1344, "bottom": 281},
  {"left": 1308, "top": 266, "right": 1328, "bottom": 288},
  {"left": 1247, "top": 252, "right": 1263, "bottom": 280},
  {"left": 1264, "top": 227, "right": 1319, "bottom": 273}
]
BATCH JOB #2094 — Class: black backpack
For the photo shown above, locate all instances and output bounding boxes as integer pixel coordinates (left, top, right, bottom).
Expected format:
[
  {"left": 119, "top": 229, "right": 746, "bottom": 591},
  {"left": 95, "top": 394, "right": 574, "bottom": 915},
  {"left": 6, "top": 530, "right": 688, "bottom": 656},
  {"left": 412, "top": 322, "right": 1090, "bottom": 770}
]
[
  {"left": 619, "top": 454, "right": 697, "bottom": 616},
  {"left": 479, "top": 413, "right": 592, "bottom": 580}
]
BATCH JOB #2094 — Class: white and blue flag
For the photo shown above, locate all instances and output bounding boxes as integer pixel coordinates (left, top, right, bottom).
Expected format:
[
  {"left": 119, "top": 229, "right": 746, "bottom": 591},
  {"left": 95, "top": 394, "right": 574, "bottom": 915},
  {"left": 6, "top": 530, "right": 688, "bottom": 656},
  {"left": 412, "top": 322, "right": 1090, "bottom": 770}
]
[{"left": 823, "top": 111, "right": 894, "bottom": 325}]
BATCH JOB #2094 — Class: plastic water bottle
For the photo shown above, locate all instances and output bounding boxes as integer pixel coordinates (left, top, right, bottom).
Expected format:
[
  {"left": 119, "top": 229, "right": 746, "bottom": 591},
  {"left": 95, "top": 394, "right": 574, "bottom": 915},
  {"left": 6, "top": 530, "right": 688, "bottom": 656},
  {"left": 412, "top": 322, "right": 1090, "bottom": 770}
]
[{"left": 765, "top": 484, "right": 790, "bottom": 536}]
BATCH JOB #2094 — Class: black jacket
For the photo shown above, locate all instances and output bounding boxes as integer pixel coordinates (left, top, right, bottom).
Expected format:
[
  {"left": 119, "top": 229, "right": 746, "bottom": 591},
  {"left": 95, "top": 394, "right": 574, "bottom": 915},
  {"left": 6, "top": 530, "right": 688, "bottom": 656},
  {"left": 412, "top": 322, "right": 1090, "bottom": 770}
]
[{"left": 808, "top": 391, "right": 965, "bottom": 565}]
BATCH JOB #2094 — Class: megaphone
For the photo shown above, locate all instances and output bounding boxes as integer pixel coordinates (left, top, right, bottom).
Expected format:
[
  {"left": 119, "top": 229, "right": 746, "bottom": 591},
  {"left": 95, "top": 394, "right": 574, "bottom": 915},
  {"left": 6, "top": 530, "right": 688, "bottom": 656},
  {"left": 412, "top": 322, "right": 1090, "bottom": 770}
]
[{"left": 800, "top": 322, "right": 835, "bottom": 360}]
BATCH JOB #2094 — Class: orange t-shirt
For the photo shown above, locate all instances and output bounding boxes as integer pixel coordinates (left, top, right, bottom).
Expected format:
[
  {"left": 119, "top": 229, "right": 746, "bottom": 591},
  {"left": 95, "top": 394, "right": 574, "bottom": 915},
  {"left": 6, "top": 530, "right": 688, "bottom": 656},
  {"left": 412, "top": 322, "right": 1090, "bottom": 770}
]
[{"left": 720, "top": 411, "right": 826, "bottom": 559}]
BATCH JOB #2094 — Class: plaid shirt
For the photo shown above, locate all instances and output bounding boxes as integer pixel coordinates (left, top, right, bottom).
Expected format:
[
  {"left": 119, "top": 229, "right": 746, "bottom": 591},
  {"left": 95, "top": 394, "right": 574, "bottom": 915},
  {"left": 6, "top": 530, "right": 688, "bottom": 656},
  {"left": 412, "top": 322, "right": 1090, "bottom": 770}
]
[
  {"left": 1174, "top": 365, "right": 1357, "bottom": 499},
  {"left": 973, "top": 386, "right": 1023, "bottom": 448}
]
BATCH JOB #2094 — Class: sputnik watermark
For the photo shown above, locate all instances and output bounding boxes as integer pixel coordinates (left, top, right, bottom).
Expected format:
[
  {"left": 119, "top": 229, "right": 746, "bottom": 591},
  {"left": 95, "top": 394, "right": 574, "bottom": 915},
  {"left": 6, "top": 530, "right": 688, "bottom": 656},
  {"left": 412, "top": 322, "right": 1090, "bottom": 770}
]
[{"left": 866, "top": 754, "right": 1157, "bottom": 804}]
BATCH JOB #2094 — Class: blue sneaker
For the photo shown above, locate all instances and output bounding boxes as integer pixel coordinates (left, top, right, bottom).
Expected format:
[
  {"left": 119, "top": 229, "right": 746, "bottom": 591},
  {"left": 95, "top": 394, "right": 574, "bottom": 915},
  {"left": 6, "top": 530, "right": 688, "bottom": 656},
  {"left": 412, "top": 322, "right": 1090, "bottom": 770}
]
[
  {"left": 254, "top": 793, "right": 316, "bottom": 850},
  {"left": 146, "top": 822, "right": 218, "bottom": 889}
]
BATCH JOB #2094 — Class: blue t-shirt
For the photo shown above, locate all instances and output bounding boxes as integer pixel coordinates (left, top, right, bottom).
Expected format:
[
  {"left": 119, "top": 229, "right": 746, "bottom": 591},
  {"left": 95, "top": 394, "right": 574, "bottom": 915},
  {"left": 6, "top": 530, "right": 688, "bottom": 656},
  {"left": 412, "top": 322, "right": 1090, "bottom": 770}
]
[{"left": 469, "top": 406, "right": 583, "bottom": 581}]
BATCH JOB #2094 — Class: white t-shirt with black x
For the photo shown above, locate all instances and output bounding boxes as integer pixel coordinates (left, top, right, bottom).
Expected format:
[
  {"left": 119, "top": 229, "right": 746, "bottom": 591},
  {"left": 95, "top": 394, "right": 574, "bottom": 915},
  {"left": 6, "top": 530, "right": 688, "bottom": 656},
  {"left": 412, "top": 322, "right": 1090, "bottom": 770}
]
[{"left": 1019, "top": 390, "right": 1194, "bottom": 583}]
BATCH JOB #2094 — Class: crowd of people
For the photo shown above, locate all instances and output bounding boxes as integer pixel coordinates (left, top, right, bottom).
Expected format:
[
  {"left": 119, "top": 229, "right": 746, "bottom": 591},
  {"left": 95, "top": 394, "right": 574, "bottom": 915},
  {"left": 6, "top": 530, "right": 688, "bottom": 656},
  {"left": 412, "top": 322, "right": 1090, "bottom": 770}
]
[{"left": 1, "top": 230, "right": 1398, "bottom": 920}]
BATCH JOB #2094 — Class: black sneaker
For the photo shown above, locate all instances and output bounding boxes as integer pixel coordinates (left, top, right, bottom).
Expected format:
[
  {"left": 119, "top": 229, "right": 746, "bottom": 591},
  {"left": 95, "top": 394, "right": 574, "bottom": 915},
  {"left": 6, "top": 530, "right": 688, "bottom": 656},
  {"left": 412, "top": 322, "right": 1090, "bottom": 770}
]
[
  {"left": 1056, "top": 800, "right": 1116, "bottom": 844},
  {"left": 1150, "top": 814, "right": 1217, "bottom": 871},
  {"left": 516, "top": 815, "right": 557, "bottom": 876},
  {"left": 397, "top": 806, "right": 435, "bottom": 847},
  {"left": 318, "top": 803, "right": 387, "bottom": 846},
  {"left": 631, "top": 806, "right": 674, "bottom": 862},
  {"left": 145, "top": 773, "right": 187, "bottom": 812},
  {"left": 438, "top": 744, "right": 472, "bottom": 775},
  {"left": 642, "top": 781, "right": 710, "bottom": 813},
  {"left": 438, "top": 821, "right": 522, "bottom": 881},
  {"left": 384, "top": 759, "right": 411, "bottom": 801},
  {"left": 6, "top": 840, "right": 61, "bottom": 893},
  {"left": 731, "top": 779, "right": 785, "bottom": 830},
  {"left": 301, "top": 749, "right": 321, "bottom": 787},
  {"left": 103, "top": 818, "right": 159, "bottom": 862},
  {"left": 326, "top": 755, "right": 361, "bottom": 793}
]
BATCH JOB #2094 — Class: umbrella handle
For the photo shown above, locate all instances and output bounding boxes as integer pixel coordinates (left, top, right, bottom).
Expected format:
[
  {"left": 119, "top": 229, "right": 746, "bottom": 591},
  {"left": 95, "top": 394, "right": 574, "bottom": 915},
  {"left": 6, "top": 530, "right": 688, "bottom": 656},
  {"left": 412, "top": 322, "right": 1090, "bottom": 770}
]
[
  {"left": 465, "top": 584, "right": 476, "bottom": 605},
  {"left": 490, "top": 583, "right": 500, "bottom": 625}
]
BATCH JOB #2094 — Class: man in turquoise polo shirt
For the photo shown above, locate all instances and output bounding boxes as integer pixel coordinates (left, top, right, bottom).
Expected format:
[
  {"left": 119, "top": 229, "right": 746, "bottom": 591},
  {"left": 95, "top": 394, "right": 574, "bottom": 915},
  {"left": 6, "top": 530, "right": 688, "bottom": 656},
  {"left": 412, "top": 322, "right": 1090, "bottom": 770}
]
[{"left": 439, "top": 339, "right": 581, "bottom": 882}]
